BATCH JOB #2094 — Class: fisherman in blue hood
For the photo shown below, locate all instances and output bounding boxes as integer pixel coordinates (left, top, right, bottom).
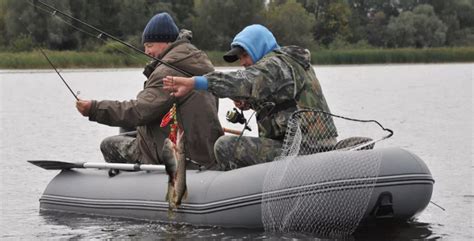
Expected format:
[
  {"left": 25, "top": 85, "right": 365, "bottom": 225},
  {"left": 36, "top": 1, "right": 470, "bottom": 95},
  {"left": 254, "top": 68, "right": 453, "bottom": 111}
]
[{"left": 163, "top": 24, "right": 337, "bottom": 170}]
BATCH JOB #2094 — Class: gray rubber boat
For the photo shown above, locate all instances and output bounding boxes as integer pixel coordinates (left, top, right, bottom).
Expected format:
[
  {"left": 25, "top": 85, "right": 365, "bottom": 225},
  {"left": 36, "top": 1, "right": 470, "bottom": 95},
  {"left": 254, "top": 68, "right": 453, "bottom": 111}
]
[{"left": 38, "top": 147, "right": 434, "bottom": 229}]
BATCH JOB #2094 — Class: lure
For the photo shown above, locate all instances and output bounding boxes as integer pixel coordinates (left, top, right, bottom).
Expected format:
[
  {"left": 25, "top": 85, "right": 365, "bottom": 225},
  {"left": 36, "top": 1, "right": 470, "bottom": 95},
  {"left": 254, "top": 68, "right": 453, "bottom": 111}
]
[{"left": 160, "top": 104, "right": 179, "bottom": 144}]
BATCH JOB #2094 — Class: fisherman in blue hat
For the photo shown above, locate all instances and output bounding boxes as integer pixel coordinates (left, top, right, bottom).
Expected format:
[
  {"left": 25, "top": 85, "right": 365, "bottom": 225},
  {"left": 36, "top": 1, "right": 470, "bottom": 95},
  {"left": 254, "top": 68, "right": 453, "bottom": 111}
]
[
  {"left": 163, "top": 24, "right": 338, "bottom": 170},
  {"left": 76, "top": 13, "right": 223, "bottom": 169}
]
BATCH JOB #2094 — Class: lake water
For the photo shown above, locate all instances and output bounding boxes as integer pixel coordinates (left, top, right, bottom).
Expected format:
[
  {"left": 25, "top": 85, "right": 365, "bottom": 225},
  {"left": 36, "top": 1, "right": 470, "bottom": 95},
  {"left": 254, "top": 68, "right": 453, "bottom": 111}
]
[{"left": 0, "top": 64, "right": 472, "bottom": 240}]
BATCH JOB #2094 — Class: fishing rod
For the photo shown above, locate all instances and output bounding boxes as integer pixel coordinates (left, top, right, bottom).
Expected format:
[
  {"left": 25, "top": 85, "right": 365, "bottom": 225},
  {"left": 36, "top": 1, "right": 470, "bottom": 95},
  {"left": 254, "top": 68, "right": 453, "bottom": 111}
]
[
  {"left": 30, "top": 0, "right": 192, "bottom": 77},
  {"left": 38, "top": 48, "right": 79, "bottom": 101}
]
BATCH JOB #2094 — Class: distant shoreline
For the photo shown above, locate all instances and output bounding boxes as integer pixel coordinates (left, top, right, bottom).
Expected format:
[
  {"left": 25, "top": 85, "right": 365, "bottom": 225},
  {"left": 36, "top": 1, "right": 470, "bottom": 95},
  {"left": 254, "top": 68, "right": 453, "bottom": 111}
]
[
  {"left": 2, "top": 62, "right": 473, "bottom": 74},
  {"left": 1, "top": 47, "right": 473, "bottom": 69}
]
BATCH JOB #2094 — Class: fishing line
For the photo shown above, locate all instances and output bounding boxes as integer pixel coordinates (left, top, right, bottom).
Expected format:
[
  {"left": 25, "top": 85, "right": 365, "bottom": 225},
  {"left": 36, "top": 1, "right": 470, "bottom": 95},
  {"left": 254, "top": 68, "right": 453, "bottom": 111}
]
[
  {"left": 28, "top": 0, "right": 193, "bottom": 76},
  {"left": 237, "top": 110, "right": 256, "bottom": 139},
  {"left": 430, "top": 201, "right": 446, "bottom": 211},
  {"left": 53, "top": 15, "right": 144, "bottom": 62},
  {"left": 26, "top": 1, "right": 144, "bottom": 62},
  {"left": 38, "top": 48, "right": 79, "bottom": 101},
  {"left": 228, "top": 102, "right": 273, "bottom": 170},
  {"left": 24, "top": 19, "right": 79, "bottom": 100}
]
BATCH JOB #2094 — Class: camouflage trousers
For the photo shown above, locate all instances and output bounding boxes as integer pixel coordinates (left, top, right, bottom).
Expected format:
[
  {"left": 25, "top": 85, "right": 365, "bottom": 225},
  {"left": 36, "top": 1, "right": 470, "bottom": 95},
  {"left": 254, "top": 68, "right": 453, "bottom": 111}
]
[
  {"left": 214, "top": 135, "right": 342, "bottom": 171},
  {"left": 100, "top": 134, "right": 205, "bottom": 170},
  {"left": 100, "top": 134, "right": 139, "bottom": 164},
  {"left": 214, "top": 135, "right": 283, "bottom": 171}
]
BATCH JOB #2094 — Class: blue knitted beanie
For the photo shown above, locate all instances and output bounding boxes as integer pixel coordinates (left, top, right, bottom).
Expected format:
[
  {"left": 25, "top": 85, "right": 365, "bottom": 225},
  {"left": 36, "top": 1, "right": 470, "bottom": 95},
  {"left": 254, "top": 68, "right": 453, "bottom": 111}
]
[{"left": 142, "top": 12, "right": 179, "bottom": 43}]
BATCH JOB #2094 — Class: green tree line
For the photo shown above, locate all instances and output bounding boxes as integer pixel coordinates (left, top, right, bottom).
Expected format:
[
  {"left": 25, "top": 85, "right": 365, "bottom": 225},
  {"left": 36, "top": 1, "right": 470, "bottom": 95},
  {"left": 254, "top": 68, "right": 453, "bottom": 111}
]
[{"left": 1, "top": 0, "right": 473, "bottom": 53}]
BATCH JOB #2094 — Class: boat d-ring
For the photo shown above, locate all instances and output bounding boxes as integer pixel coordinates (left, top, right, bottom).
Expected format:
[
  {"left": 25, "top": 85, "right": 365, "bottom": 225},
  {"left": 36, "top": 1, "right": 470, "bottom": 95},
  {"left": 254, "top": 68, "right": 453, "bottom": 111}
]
[{"left": 108, "top": 169, "right": 120, "bottom": 177}]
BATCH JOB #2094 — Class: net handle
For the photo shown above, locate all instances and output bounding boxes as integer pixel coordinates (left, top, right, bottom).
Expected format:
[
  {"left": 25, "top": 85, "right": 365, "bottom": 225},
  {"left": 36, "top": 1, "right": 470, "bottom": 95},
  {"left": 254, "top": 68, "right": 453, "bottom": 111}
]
[
  {"left": 291, "top": 109, "right": 394, "bottom": 151},
  {"left": 347, "top": 132, "right": 393, "bottom": 151}
]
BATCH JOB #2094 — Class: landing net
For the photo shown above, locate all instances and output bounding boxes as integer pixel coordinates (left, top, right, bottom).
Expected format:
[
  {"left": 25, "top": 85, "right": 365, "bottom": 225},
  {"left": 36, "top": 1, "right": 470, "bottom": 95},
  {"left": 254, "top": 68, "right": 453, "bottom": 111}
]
[{"left": 261, "top": 110, "right": 392, "bottom": 238}]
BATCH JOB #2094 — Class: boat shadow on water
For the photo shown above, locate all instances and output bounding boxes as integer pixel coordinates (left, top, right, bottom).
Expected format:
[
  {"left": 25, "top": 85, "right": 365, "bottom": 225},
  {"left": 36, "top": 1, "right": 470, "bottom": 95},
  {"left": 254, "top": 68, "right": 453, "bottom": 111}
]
[
  {"left": 354, "top": 219, "right": 439, "bottom": 240},
  {"left": 39, "top": 210, "right": 438, "bottom": 240}
]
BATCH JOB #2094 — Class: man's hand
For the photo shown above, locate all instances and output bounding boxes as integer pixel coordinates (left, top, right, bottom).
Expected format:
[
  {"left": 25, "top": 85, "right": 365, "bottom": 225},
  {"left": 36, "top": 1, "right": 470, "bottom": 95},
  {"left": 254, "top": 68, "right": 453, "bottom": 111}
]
[
  {"left": 76, "top": 99, "right": 92, "bottom": 117},
  {"left": 233, "top": 100, "right": 250, "bottom": 110},
  {"left": 162, "top": 76, "right": 195, "bottom": 97}
]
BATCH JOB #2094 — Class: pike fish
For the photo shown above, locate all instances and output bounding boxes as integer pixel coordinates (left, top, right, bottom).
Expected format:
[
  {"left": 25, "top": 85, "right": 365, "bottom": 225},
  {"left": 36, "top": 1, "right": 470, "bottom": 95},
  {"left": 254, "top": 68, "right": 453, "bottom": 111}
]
[{"left": 162, "top": 129, "right": 187, "bottom": 211}]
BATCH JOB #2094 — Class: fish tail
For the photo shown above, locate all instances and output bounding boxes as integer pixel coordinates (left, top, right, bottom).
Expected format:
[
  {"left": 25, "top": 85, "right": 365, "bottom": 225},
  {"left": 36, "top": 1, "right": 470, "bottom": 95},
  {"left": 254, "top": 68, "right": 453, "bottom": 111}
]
[{"left": 167, "top": 208, "right": 176, "bottom": 219}]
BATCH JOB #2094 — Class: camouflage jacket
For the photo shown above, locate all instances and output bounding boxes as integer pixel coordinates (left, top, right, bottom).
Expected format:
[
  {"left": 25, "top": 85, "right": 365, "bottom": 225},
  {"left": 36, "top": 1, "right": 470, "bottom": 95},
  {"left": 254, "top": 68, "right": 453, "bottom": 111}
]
[{"left": 205, "top": 46, "right": 337, "bottom": 140}]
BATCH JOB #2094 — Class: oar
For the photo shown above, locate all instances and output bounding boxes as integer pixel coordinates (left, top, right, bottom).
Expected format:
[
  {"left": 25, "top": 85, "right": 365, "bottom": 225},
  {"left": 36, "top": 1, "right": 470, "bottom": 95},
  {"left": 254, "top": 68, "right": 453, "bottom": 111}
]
[{"left": 27, "top": 160, "right": 165, "bottom": 171}]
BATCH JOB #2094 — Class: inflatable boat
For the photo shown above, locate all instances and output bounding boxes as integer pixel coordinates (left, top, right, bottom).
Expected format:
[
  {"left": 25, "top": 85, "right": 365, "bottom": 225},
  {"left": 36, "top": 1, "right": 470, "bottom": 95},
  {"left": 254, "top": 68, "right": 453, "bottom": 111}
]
[{"left": 35, "top": 147, "right": 434, "bottom": 230}]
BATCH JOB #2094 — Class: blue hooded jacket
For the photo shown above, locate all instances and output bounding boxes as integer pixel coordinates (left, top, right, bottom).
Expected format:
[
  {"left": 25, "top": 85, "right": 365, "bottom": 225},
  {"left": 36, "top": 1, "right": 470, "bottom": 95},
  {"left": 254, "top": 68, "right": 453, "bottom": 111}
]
[{"left": 231, "top": 24, "right": 280, "bottom": 63}]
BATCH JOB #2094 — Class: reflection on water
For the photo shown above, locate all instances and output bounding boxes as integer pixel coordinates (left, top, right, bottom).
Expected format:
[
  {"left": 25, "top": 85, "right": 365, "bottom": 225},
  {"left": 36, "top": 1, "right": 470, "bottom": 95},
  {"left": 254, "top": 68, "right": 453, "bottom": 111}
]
[
  {"left": 1, "top": 64, "right": 472, "bottom": 240},
  {"left": 40, "top": 210, "right": 438, "bottom": 240},
  {"left": 39, "top": 210, "right": 266, "bottom": 240}
]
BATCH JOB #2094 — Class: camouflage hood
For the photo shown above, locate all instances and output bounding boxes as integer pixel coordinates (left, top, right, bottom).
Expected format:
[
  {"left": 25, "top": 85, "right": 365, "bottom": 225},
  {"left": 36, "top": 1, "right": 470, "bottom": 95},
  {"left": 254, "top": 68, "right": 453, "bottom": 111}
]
[
  {"left": 274, "top": 46, "right": 312, "bottom": 70},
  {"left": 177, "top": 29, "right": 193, "bottom": 41}
]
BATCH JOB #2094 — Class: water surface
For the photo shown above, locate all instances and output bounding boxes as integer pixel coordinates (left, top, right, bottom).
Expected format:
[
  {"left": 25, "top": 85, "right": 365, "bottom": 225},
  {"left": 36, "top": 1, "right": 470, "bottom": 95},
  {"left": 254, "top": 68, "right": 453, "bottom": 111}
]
[{"left": 1, "top": 64, "right": 472, "bottom": 240}]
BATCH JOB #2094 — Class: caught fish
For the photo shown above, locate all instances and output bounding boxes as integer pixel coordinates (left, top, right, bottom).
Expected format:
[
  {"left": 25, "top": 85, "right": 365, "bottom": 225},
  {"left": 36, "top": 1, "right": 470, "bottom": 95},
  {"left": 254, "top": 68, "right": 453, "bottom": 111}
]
[{"left": 162, "top": 129, "right": 187, "bottom": 211}]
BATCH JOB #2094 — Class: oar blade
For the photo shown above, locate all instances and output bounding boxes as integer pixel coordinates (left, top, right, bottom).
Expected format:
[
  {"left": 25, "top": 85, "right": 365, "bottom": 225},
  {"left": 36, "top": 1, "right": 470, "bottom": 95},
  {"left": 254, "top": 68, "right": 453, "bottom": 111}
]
[{"left": 27, "top": 160, "right": 83, "bottom": 170}]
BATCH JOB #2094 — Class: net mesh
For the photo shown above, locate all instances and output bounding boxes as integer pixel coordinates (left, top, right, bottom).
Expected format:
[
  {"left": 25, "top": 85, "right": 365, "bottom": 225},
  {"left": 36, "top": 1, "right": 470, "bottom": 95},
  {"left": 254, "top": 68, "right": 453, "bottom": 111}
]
[{"left": 262, "top": 110, "right": 390, "bottom": 238}]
